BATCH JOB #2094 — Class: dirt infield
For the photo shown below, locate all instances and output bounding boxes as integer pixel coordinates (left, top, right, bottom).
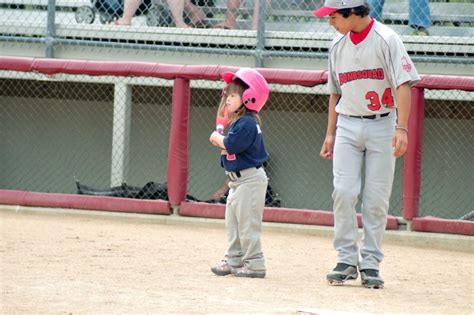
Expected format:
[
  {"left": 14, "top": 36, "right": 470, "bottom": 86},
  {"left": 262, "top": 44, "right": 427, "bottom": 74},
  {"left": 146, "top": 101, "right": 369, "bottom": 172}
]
[{"left": 1, "top": 206, "right": 473, "bottom": 314}]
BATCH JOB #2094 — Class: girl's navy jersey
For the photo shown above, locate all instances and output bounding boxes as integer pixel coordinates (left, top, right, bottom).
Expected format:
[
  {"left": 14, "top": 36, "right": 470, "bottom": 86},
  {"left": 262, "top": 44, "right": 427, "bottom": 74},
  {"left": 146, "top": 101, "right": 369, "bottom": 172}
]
[{"left": 221, "top": 113, "right": 268, "bottom": 172}]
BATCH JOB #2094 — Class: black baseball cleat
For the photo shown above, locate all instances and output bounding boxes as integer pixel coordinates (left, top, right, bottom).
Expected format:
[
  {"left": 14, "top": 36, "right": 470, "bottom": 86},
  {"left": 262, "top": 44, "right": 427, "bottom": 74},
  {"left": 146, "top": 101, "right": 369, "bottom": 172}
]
[
  {"left": 360, "top": 269, "right": 384, "bottom": 289},
  {"left": 211, "top": 260, "right": 232, "bottom": 276},
  {"left": 327, "top": 263, "right": 358, "bottom": 285}
]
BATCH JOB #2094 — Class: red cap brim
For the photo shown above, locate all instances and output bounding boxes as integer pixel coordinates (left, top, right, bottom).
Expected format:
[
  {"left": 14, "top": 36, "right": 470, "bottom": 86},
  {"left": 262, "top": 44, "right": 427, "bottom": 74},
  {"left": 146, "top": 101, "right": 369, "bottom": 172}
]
[
  {"left": 313, "top": 7, "right": 338, "bottom": 17},
  {"left": 222, "top": 72, "right": 235, "bottom": 84}
]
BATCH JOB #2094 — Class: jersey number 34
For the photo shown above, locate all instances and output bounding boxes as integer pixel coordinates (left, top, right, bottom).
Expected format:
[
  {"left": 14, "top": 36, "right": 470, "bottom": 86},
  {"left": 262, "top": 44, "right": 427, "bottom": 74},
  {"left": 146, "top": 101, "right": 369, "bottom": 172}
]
[{"left": 365, "top": 88, "right": 394, "bottom": 111}]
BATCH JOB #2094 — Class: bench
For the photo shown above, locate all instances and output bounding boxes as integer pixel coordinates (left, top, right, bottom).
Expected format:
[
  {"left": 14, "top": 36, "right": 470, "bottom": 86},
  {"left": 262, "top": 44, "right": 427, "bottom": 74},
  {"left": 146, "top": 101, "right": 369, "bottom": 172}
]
[
  {"left": 1, "top": 0, "right": 472, "bottom": 27},
  {"left": 0, "top": 0, "right": 472, "bottom": 64},
  {"left": 208, "top": 1, "right": 474, "bottom": 26},
  {"left": 380, "top": 2, "right": 473, "bottom": 26},
  {"left": 0, "top": 0, "right": 90, "bottom": 10}
]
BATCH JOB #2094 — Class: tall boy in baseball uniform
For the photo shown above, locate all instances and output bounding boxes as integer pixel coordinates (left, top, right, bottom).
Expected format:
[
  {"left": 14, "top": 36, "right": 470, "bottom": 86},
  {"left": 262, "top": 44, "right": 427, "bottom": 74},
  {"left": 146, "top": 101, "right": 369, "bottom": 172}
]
[{"left": 315, "top": 0, "right": 420, "bottom": 288}]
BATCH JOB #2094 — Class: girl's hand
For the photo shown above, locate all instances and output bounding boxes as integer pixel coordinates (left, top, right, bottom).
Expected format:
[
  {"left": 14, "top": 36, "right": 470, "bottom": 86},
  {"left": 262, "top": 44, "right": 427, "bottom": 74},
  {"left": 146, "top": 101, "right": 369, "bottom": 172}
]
[
  {"left": 216, "top": 103, "right": 229, "bottom": 133},
  {"left": 209, "top": 131, "right": 225, "bottom": 149}
]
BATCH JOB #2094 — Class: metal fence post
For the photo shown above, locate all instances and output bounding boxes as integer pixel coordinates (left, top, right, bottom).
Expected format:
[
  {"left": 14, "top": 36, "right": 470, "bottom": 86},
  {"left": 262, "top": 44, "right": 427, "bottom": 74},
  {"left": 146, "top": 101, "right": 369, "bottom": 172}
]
[
  {"left": 255, "top": 0, "right": 266, "bottom": 67},
  {"left": 110, "top": 83, "right": 132, "bottom": 186},
  {"left": 46, "top": 0, "right": 56, "bottom": 58}
]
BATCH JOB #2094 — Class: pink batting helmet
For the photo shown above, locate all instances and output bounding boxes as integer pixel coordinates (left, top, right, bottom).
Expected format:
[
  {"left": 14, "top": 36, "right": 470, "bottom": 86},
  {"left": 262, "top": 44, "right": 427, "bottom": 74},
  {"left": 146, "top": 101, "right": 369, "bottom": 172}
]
[{"left": 222, "top": 68, "right": 270, "bottom": 113}]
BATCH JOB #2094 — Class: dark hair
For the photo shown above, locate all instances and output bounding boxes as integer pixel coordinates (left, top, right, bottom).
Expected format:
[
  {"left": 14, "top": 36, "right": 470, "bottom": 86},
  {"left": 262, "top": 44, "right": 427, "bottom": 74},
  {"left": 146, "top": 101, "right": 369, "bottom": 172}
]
[{"left": 337, "top": 4, "right": 371, "bottom": 18}]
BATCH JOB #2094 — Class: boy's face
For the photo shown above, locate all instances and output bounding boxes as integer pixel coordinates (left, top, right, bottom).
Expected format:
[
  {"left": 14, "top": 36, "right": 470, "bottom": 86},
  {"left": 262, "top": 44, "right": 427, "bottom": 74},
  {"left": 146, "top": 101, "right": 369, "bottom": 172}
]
[{"left": 328, "top": 12, "right": 354, "bottom": 34}]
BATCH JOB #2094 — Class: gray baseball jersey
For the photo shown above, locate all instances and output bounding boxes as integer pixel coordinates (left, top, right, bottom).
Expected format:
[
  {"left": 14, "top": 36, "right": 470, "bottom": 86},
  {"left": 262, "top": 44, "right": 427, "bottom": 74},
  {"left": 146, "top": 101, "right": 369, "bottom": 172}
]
[{"left": 328, "top": 20, "right": 420, "bottom": 116}]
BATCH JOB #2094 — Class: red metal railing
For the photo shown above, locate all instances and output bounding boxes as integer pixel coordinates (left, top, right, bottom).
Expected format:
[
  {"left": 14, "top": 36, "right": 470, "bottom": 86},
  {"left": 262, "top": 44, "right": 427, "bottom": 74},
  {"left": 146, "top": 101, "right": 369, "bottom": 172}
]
[{"left": 1, "top": 57, "right": 473, "bottom": 235}]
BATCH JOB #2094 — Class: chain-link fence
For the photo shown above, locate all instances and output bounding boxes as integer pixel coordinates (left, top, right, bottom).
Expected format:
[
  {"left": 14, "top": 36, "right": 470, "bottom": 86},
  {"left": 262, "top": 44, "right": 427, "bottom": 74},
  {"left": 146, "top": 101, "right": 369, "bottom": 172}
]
[
  {"left": 0, "top": 72, "right": 402, "bottom": 214},
  {"left": 419, "top": 90, "right": 474, "bottom": 220},
  {"left": 1, "top": 62, "right": 473, "bottom": 223},
  {"left": 0, "top": 73, "right": 173, "bottom": 198},
  {"left": 1, "top": 0, "right": 473, "bottom": 69}
]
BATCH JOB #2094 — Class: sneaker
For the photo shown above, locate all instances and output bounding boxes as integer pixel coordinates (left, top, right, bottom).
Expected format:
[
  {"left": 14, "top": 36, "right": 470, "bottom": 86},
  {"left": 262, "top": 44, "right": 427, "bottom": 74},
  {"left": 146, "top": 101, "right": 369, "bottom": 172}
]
[
  {"left": 231, "top": 264, "right": 266, "bottom": 279},
  {"left": 327, "top": 263, "right": 358, "bottom": 285},
  {"left": 211, "top": 260, "right": 232, "bottom": 276},
  {"left": 360, "top": 269, "right": 384, "bottom": 289},
  {"left": 412, "top": 26, "right": 429, "bottom": 36}
]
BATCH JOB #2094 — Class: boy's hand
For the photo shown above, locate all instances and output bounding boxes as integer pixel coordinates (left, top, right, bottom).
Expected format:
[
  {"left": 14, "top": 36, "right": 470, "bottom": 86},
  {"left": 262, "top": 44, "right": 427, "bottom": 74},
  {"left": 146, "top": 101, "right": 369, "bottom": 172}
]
[
  {"left": 392, "top": 129, "right": 408, "bottom": 157},
  {"left": 320, "top": 135, "right": 335, "bottom": 160}
]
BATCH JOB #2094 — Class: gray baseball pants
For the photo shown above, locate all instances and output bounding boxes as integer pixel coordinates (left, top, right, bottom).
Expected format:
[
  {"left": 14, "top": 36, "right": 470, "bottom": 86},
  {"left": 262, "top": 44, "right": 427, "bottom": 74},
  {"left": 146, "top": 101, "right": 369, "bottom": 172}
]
[
  {"left": 225, "top": 167, "right": 268, "bottom": 271},
  {"left": 332, "top": 114, "right": 396, "bottom": 270}
]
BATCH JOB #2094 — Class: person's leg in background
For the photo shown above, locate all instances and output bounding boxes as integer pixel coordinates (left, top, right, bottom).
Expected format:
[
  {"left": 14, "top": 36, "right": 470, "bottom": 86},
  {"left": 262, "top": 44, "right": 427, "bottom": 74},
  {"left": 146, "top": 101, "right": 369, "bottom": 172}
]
[
  {"left": 367, "top": 0, "right": 385, "bottom": 21},
  {"left": 214, "top": 0, "right": 241, "bottom": 29},
  {"left": 409, "top": 0, "right": 431, "bottom": 35},
  {"left": 250, "top": 0, "right": 271, "bottom": 31},
  {"left": 184, "top": 0, "right": 207, "bottom": 27},
  {"left": 166, "top": 0, "right": 190, "bottom": 28},
  {"left": 214, "top": 0, "right": 270, "bottom": 30},
  {"left": 116, "top": 0, "right": 142, "bottom": 25}
]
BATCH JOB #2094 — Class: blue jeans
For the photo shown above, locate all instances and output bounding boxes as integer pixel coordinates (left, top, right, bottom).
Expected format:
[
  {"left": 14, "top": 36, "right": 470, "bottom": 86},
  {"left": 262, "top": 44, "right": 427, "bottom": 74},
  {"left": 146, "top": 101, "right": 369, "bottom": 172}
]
[
  {"left": 102, "top": 0, "right": 123, "bottom": 14},
  {"left": 368, "top": 0, "right": 431, "bottom": 28}
]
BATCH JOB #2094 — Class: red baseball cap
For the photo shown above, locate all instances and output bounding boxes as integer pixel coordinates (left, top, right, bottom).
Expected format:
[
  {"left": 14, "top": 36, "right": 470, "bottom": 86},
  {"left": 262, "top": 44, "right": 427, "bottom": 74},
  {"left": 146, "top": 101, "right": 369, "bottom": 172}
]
[{"left": 314, "top": 0, "right": 366, "bottom": 17}]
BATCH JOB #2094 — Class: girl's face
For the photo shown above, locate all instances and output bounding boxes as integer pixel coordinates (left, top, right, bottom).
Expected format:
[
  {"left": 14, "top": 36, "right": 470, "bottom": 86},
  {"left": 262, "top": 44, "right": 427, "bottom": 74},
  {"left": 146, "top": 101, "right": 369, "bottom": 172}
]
[
  {"left": 225, "top": 90, "right": 243, "bottom": 114},
  {"left": 328, "top": 12, "right": 353, "bottom": 34}
]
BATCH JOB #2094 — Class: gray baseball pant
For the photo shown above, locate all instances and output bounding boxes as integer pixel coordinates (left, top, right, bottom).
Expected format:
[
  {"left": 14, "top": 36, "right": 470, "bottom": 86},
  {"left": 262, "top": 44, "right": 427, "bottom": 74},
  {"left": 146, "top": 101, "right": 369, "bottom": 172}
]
[
  {"left": 332, "top": 114, "right": 396, "bottom": 270},
  {"left": 225, "top": 167, "right": 268, "bottom": 271}
]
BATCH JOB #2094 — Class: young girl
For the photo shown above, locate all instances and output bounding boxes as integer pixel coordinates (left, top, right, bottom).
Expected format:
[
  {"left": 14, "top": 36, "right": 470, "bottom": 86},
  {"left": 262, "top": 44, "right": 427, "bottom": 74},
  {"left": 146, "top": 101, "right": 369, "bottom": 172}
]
[{"left": 209, "top": 67, "right": 270, "bottom": 279}]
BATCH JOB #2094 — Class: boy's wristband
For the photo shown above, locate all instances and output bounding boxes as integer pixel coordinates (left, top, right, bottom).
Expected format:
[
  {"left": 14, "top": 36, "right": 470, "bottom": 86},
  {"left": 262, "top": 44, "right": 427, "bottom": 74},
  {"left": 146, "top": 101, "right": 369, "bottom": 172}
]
[{"left": 395, "top": 126, "right": 408, "bottom": 133}]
